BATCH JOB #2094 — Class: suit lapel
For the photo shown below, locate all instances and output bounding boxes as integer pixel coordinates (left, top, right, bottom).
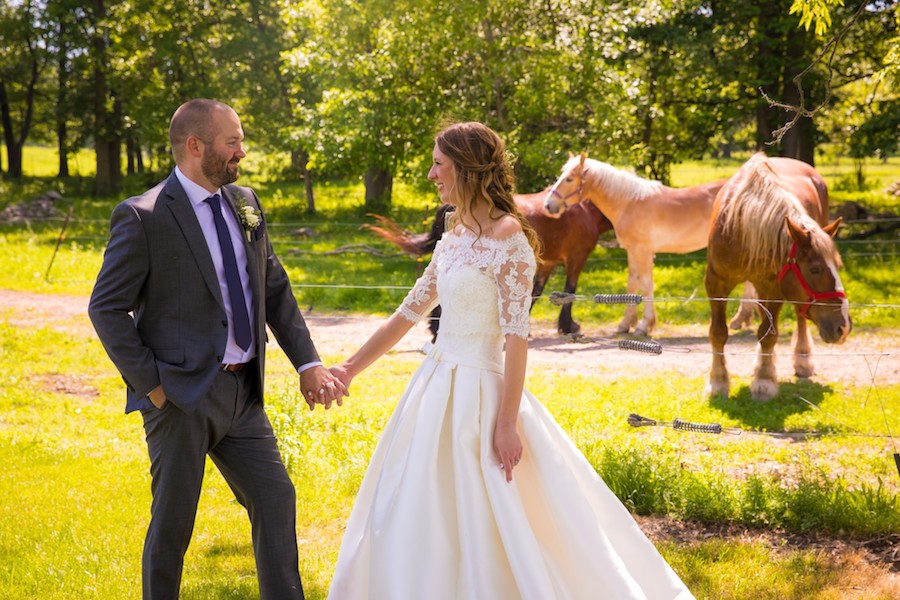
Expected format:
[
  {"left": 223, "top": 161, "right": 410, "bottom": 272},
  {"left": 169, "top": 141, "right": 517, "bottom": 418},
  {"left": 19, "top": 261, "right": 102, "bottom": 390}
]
[{"left": 163, "top": 174, "right": 224, "bottom": 308}]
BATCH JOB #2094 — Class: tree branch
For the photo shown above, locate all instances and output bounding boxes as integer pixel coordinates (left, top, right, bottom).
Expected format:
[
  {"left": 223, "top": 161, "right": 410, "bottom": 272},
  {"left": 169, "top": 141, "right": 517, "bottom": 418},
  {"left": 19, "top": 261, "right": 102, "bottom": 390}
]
[{"left": 760, "top": 1, "right": 868, "bottom": 145}]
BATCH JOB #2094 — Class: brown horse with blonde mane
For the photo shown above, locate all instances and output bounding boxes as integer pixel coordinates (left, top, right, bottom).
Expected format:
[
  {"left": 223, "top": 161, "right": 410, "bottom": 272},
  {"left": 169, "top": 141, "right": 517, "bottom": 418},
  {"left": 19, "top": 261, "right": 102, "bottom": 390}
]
[
  {"left": 367, "top": 189, "right": 612, "bottom": 336},
  {"left": 542, "top": 153, "right": 757, "bottom": 335},
  {"left": 705, "top": 153, "right": 851, "bottom": 401}
]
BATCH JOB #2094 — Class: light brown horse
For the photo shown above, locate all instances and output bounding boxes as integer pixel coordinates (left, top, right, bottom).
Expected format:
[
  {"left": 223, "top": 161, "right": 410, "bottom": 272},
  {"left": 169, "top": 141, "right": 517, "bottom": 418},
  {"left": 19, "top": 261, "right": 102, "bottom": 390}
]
[
  {"left": 542, "top": 153, "right": 756, "bottom": 335},
  {"left": 366, "top": 189, "right": 613, "bottom": 336},
  {"left": 705, "top": 153, "right": 851, "bottom": 401}
]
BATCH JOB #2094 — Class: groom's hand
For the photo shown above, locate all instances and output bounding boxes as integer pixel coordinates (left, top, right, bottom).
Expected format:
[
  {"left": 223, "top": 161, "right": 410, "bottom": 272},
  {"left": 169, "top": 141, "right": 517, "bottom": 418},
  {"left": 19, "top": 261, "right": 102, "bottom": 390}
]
[{"left": 148, "top": 385, "right": 167, "bottom": 409}]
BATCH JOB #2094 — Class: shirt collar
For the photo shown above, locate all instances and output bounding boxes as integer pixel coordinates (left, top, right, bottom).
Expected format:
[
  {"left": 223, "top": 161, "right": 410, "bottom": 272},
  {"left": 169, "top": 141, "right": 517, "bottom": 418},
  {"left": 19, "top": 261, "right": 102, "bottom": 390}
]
[{"left": 174, "top": 166, "right": 222, "bottom": 208}]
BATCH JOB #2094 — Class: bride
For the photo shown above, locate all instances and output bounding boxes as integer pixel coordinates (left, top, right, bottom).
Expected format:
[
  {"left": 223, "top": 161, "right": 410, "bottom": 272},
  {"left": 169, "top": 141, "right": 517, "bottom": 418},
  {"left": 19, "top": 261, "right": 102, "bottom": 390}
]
[{"left": 327, "top": 121, "right": 694, "bottom": 600}]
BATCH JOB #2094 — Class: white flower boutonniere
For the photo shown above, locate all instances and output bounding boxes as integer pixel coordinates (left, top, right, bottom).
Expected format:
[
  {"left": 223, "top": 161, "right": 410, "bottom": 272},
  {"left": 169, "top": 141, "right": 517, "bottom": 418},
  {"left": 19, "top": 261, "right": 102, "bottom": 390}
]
[{"left": 237, "top": 196, "right": 262, "bottom": 241}]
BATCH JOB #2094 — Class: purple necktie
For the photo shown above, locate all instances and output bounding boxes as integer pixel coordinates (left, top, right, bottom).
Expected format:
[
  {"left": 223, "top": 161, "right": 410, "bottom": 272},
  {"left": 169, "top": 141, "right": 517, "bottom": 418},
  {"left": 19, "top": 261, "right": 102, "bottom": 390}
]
[{"left": 205, "top": 194, "right": 252, "bottom": 351}]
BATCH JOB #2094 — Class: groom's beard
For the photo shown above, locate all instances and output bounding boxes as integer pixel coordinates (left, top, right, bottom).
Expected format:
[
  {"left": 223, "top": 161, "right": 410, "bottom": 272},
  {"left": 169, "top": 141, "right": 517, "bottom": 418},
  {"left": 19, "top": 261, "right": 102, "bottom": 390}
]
[{"left": 202, "top": 151, "right": 240, "bottom": 188}]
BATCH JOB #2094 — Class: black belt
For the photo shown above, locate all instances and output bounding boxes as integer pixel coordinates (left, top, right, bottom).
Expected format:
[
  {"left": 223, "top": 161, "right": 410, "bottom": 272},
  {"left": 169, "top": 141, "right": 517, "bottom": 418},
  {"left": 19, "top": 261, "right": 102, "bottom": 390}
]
[{"left": 221, "top": 362, "right": 248, "bottom": 372}]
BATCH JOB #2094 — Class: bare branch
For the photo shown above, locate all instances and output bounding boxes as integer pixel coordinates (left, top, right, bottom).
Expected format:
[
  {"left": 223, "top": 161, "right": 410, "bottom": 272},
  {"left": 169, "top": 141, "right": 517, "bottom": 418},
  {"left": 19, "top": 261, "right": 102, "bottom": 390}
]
[{"left": 760, "top": 1, "right": 868, "bottom": 145}]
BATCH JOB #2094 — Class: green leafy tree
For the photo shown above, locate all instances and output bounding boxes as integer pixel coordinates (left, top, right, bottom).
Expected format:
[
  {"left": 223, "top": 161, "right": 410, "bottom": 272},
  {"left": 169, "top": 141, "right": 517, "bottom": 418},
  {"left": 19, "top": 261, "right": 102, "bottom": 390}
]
[{"left": 0, "top": 0, "right": 50, "bottom": 178}]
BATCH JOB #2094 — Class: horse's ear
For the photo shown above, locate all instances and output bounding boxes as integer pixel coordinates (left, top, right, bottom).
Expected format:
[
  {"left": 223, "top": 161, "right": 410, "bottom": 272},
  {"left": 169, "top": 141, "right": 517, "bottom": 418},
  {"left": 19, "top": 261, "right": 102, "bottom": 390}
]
[
  {"left": 785, "top": 216, "right": 812, "bottom": 246},
  {"left": 579, "top": 151, "right": 586, "bottom": 166},
  {"left": 822, "top": 217, "right": 843, "bottom": 239}
]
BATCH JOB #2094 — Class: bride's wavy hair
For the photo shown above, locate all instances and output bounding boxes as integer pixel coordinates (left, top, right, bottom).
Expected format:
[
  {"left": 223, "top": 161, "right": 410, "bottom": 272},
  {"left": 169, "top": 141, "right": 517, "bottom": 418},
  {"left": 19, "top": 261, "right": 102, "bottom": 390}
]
[{"left": 435, "top": 121, "right": 542, "bottom": 259}]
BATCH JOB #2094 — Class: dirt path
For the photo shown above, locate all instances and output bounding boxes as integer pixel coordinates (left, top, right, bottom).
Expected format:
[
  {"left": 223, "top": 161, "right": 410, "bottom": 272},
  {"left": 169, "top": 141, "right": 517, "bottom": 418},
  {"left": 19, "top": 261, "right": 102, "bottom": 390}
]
[{"left": 4, "top": 288, "right": 896, "bottom": 387}]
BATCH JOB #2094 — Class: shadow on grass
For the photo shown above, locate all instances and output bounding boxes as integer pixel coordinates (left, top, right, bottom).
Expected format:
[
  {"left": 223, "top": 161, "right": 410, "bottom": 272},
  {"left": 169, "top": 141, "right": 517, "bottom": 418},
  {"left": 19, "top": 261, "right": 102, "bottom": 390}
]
[
  {"left": 182, "top": 582, "right": 330, "bottom": 600},
  {"left": 710, "top": 378, "right": 835, "bottom": 434},
  {"left": 180, "top": 538, "right": 330, "bottom": 600}
]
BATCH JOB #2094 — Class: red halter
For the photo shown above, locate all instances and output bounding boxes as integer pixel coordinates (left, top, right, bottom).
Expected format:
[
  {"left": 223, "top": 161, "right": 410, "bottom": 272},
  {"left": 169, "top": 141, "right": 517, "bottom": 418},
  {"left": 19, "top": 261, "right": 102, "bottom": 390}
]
[{"left": 777, "top": 242, "right": 847, "bottom": 318}]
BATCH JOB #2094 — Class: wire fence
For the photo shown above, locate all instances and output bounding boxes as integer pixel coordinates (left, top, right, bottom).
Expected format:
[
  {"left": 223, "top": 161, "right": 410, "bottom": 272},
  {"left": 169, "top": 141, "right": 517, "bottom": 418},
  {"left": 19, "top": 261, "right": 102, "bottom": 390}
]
[{"left": 3, "top": 212, "right": 899, "bottom": 471}]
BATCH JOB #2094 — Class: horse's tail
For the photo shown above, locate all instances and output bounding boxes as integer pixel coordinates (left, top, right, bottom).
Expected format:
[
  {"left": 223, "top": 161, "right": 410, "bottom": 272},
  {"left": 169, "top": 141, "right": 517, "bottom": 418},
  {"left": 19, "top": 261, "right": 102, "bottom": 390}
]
[{"left": 364, "top": 204, "right": 455, "bottom": 256}]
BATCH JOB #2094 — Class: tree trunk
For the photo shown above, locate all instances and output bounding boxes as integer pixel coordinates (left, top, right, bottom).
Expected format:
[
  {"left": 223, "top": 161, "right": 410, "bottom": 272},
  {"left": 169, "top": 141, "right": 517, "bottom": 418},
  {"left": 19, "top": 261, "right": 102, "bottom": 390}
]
[
  {"left": 57, "top": 123, "right": 69, "bottom": 177},
  {"left": 92, "top": 0, "right": 120, "bottom": 195},
  {"left": 365, "top": 166, "right": 392, "bottom": 213},
  {"left": 0, "top": 80, "right": 23, "bottom": 178},
  {"left": 293, "top": 149, "right": 315, "bottom": 213},
  {"left": 56, "top": 18, "right": 70, "bottom": 178},
  {"left": 754, "top": 1, "right": 784, "bottom": 150},
  {"left": 481, "top": 19, "right": 507, "bottom": 129},
  {"left": 126, "top": 134, "right": 136, "bottom": 175},
  {"left": 135, "top": 139, "right": 144, "bottom": 173},
  {"left": 0, "top": 29, "right": 40, "bottom": 179},
  {"left": 779, "top": 84, "right": 815, "bottom": 165},
  {"left": 780, "top": 24, "right": 816, "bottom": 166}
]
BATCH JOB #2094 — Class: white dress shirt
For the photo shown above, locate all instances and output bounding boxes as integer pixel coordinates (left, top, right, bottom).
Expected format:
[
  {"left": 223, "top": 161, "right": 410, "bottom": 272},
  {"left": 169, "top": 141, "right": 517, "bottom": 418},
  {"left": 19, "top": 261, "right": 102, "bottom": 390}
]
[
  {"left": 175, "top": 168, "right": 321, "bottom": 374},
  {"left": 175, "top": 167, "right": 256, "bottom": 365}
]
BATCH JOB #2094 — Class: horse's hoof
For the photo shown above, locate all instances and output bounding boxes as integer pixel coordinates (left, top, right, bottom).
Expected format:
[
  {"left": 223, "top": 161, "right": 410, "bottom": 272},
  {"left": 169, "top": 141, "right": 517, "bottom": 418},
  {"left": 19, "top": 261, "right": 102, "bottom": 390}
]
[
  {"left": 615, "top": 324, "right": 632, "bottom": 335},
  {"left": 559, "top": 322, "right": 581, "bottom": 335},
  {"left": 750, "top": 379, "right": 779, "bottom": 401},
  {"left": 705, "top": 380, "right": 729, "bottom": 398},
  {"left": 794, "top": 367, "right": 815, "bottom": 379},
  {"left": 794, "top": 358, "right": 815, "bottom": 379}
]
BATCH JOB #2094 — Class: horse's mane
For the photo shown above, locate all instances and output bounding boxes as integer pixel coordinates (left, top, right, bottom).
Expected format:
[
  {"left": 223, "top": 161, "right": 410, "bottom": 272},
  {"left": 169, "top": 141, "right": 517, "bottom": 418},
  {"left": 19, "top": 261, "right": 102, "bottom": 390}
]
[
  {"left": 719, "top": 153, "right": 838, "bottom": 272},
  {"left": 567, "top": 156, "right": 663, "bottom": 202}
]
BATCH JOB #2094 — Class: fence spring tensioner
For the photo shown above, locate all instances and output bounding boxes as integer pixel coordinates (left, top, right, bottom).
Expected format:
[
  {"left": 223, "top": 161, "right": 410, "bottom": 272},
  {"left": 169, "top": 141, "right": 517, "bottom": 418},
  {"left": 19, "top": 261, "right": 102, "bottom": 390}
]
[{"left": 629, "top": 413, "right": 900, "bottom": 479}]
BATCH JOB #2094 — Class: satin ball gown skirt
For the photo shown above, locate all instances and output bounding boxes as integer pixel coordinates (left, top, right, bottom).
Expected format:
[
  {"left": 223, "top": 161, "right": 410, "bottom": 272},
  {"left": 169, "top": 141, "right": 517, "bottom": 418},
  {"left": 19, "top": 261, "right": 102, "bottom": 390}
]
[{"left": 327, "top": 345, "right": 694, "bottom": 600}]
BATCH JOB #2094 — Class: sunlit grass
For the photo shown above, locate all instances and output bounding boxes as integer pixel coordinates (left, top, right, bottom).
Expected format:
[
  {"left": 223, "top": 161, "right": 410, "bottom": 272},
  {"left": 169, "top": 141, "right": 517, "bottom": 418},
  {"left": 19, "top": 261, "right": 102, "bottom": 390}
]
[{"left": 2, "top": 308, "right": 899, "bottom": 598}]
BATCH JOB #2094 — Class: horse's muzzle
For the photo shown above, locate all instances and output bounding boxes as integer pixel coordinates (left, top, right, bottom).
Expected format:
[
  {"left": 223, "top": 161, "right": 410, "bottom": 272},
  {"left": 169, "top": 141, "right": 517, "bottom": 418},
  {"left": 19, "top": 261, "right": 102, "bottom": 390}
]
[
  {"left": 818, "top": 314, "right": 852, "bottom": 344},
  {"left": 542, "top": 199, "right": 564, "bottom": 218}
]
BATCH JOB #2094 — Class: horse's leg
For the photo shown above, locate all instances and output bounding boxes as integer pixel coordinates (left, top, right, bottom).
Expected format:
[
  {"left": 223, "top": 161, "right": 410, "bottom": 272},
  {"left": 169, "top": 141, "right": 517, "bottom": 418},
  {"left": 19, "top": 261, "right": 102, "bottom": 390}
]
[
  {"left": 530, "top": 262, "right": 553, "bottom": 320},
  {"left": 558, "top": 254, "right": 589, "bottom": 334},
  {"left": 617, "top": 249, "right": 649, "bottom": 334},
  {"left": 428, "top": 305, "right": 442, "bottom": 342},
  {"left": 793, "top": 309, "right": 815, "bottom": 378},
  {"left": 632, "top": 249, "right": 656, "bottom": 336},
  {"left": 729, "top": 281, "right": 758, "bottom": 330},
  {"left": 751, "top": 300, "right": 782, "bottom": 401},
  {"left": 530, "top": 267, "right": 550, "bottom": 312},
  {"left": 705, "top": 276, "right": 733, "bottom": 398},
  {"left": 556, "top": 275, "right": 578, "bottom": 334}
]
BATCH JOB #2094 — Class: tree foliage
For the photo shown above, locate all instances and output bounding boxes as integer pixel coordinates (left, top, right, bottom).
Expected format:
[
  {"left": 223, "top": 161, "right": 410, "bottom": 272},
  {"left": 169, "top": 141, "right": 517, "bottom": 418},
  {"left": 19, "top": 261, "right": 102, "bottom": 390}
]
[{"left": 2, "top": 0, "right": 897, "bottom": 204}]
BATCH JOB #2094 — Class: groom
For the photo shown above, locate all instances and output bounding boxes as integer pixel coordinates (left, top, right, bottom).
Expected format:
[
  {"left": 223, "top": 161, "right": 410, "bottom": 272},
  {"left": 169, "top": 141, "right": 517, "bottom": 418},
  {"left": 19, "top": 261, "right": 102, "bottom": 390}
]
[{"left": 89, "top": 98, "right": 346, "bottom": 599}]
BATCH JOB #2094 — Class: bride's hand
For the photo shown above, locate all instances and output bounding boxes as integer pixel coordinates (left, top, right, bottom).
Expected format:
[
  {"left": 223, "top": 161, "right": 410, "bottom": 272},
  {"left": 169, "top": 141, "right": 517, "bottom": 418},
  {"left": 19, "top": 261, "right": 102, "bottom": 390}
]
[
  {"left": 330, "top": 364, "right": 353, "bottom": 393},
  {"left": 494, "top": 421, "right": 522, "bottom": 483}
]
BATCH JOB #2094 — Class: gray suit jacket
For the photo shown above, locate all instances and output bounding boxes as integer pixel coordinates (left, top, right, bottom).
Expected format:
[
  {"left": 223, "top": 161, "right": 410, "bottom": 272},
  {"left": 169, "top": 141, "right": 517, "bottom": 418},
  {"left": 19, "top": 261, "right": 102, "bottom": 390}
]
[{"left": 89, "top": 172, "right": 320, "bottom": 413}]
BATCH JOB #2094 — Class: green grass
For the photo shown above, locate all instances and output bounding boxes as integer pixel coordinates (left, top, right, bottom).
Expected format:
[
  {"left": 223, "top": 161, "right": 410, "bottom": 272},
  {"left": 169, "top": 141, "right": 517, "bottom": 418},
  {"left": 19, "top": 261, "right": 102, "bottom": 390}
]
[
  {"left": 3, "top": 313, "right": 900, "bottom": 598},
  {"left": 2, "top": 150, "right": 899, "bottom": 598}
]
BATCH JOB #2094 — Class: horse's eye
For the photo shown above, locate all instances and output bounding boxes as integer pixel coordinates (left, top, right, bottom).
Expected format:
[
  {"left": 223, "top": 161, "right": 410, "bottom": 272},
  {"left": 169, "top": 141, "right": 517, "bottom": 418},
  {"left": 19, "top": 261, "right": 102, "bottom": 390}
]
[{"left": 809, "top": 265, "right": 823, "bottom": 275}]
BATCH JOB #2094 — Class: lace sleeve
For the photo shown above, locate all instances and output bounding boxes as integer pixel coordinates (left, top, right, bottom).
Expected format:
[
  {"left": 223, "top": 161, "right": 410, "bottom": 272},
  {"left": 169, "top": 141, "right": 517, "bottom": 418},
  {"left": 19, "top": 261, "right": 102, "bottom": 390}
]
[
  {"left": 493, "top": 234, "right": 536, "bottom": 338},
  {"left": 396, "top": 242, "right": 441, "bottom": 323}
]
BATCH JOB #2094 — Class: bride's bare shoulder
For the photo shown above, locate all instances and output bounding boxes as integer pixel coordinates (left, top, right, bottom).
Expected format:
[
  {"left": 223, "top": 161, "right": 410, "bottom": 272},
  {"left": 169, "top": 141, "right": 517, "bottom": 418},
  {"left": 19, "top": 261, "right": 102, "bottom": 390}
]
[{"left": 488, "top": 214, "right": 523, "bottom": 240}]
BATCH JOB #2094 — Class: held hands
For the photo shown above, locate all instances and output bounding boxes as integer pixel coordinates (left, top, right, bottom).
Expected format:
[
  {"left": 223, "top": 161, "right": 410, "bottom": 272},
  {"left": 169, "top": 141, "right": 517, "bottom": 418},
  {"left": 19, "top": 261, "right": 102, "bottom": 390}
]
[
  {"left": 494, "top": 420, "right": 523, "bottom": 483},
  {"left": 299, "top": 365, "right": 349, "bottom": 411},
  {"left": 329, "top": 364, "right": 353, "bottom": 393}
]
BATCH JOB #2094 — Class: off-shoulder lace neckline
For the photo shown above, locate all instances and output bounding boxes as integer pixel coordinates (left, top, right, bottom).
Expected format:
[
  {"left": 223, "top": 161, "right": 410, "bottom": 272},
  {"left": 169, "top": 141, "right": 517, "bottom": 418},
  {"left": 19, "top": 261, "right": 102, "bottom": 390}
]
[{"left": 444, "top": 226, "right": 528, "bottom": 247}]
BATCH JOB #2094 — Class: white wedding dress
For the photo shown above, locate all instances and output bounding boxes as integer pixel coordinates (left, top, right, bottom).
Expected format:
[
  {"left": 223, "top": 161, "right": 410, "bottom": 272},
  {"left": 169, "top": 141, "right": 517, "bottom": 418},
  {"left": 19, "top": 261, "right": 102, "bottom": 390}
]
[{"left": 328, "top": 227, "right": 694, "bottom": 600}]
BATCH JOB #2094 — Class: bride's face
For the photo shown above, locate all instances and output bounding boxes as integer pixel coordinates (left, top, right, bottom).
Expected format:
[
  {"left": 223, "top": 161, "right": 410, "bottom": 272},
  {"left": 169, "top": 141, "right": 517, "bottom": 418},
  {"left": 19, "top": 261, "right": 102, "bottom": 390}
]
[{"left": 428, "top": 143, "right": 458, "bottom": 204}]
